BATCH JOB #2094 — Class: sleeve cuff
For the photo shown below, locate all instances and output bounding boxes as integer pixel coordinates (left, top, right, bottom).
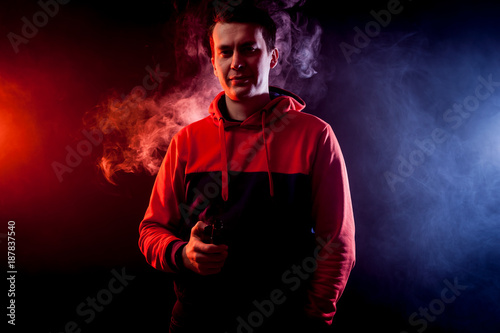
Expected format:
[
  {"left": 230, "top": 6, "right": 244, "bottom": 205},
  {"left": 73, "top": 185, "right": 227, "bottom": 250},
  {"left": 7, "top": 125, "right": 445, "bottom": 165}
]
[{"left": 166, "top": 240, "right": 188, "bottom": 272}]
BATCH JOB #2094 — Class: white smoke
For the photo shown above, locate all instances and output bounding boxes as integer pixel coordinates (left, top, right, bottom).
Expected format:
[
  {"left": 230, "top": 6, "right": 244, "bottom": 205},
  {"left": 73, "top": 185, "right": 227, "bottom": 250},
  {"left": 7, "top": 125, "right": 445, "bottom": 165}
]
[{"left": 88, "top": 0, "right": 326, "bottom": 184}]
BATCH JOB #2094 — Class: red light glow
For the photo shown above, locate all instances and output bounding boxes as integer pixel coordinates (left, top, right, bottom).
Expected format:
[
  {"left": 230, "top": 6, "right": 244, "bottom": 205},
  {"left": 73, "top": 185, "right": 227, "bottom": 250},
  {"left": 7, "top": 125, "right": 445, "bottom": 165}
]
[{"left": 0, "top": 78, "right": 38, "bottom": 176}]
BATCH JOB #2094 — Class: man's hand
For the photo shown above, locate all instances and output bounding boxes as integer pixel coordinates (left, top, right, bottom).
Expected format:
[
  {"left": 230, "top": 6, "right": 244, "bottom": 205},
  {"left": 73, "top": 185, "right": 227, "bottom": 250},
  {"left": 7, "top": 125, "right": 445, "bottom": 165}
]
[{"left": 182, "top": 221, "right": 228, "bottom": 275}]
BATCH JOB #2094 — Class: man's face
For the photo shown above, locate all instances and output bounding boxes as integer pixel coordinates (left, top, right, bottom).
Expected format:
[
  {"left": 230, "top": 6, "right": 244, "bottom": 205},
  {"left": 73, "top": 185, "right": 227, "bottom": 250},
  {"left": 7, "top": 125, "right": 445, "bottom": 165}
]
[{"left": 211, "top": 22, "right": 278, "bottom": 102}]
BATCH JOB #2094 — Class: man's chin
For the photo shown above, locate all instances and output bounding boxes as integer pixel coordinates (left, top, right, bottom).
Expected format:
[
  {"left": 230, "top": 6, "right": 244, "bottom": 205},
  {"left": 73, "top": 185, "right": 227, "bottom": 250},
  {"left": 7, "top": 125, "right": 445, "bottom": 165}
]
[{"left": 226, "top": 85, "right": 254, "bottom": 101}]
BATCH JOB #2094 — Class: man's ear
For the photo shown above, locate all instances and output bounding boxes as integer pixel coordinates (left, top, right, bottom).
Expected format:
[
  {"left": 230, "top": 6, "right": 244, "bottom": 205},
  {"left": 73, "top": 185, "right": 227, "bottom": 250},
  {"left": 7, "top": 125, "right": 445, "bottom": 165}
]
[
  {"left": 211, "top": 57, "right": 217, "bottom": 76},
  {"left": 270, "top": 48, "right": 279, "bottom": 69}
]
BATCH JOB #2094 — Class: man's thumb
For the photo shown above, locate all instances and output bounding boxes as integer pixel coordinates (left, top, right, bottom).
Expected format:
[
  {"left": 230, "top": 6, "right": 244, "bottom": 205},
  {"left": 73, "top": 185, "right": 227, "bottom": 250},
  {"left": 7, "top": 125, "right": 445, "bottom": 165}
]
[{"left": 191, "top": 221, "right": 208, "bottom": 239}]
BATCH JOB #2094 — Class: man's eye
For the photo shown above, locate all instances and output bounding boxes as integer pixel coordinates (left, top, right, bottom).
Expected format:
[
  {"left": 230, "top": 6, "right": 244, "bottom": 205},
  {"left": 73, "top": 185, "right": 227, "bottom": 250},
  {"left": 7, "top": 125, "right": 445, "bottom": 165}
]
[
  {"left": 244, "top": 47, "right": 256, "bottom": 53},
  {"left": 220, "top": 50, "right": 232, "bottom": 56}
]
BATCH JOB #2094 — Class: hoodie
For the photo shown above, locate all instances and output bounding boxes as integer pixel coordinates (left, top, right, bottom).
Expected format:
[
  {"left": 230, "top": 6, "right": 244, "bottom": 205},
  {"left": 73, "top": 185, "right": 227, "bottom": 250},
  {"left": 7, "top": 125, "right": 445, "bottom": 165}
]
[{"left": 138, "top": 86, "right": 356, "bottom": 331}]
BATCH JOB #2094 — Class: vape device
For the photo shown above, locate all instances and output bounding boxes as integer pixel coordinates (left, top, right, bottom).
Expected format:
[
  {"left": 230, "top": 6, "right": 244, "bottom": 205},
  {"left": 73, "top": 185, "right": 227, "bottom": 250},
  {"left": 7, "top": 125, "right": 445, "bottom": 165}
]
[{"left": 203, "top": 220, "right": 225, "bottom": 245}]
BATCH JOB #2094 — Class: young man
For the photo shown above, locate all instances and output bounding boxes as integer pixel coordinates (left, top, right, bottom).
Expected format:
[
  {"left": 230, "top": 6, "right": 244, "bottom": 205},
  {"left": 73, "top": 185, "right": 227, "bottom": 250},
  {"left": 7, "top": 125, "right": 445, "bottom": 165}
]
[{"left": 139, "top": 4, "right": 355, "bottom": 333}]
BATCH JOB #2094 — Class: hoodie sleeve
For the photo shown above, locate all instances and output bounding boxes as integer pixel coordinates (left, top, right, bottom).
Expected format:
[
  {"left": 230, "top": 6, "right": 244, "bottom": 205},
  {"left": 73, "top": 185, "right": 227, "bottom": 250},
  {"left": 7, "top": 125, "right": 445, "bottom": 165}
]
[
  {"left": 305, "top": 124, "right": 356, "bottom": 325},
  {"left": 138, "top": 132, "right": 188, "bottom": 273}
]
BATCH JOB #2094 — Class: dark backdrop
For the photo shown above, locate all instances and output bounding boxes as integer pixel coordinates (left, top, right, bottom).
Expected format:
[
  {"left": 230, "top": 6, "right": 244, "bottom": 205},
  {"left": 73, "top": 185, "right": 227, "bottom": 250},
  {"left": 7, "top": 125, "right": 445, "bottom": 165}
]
[{"left": 1, "top": 0, "right": 499, "bottom": 332}]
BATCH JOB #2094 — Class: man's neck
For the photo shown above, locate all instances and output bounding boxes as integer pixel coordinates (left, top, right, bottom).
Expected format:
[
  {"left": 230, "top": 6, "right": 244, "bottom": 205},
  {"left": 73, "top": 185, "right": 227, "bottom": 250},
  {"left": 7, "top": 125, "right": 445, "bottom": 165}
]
[{"left": 225, "top": 93, "right": 271, "bottom": 121}]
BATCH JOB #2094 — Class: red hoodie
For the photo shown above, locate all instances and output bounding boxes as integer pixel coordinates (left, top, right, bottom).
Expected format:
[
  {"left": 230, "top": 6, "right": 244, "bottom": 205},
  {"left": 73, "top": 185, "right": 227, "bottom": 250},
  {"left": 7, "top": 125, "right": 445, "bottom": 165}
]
[{"left": 138, "top": 86, "right": 355, "bottom": 330}]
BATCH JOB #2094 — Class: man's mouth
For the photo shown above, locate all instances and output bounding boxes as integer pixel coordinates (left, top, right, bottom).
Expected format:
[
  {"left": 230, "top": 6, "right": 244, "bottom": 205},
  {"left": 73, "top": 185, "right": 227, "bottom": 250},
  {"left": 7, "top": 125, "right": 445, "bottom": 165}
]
[{"left": 229, "top": 76, "right": 251, "bottom": 85}]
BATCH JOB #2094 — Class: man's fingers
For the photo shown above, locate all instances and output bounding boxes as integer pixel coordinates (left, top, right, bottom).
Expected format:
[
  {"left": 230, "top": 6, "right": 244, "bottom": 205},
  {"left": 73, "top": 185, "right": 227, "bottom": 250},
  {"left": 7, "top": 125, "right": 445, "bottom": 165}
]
[
  {"left": 194, "top": 241, "right": 228, "bottom": 254},
  {"left": 184, "top": 221, "right": 229, "bottom": 275},
  {"left": 188, "top": 250, "right": 228, "bottom": 275},
  {"left": 191, "top": 245, "right": 228, "bottom": 263}
]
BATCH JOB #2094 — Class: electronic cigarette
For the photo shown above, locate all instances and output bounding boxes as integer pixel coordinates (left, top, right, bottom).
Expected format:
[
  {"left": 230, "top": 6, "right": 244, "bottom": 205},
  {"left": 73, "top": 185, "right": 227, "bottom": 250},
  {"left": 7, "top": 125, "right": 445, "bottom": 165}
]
[{"left": 203, "top": 220, "right": 224, "bottom": 245}]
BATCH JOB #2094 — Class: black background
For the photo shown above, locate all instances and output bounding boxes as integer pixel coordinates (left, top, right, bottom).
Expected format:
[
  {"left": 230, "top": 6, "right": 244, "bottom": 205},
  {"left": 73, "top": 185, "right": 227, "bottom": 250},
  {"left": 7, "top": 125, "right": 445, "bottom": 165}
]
[{"left": 1, "top": 0, "right": 500, "bottom": 332}]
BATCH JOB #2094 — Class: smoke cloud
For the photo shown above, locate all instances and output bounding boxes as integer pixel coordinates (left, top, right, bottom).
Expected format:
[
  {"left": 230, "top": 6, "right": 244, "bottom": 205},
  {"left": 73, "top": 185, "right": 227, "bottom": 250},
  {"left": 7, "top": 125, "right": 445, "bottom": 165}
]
[
  {"left": 87, "top": 0, "right": 325, "bottom": 185},
  {"left": 83, "top": 1, "right": 500, "bottom": 330},
  {"left": 327, "top": 7, "right": 500, "bottom": 331}
]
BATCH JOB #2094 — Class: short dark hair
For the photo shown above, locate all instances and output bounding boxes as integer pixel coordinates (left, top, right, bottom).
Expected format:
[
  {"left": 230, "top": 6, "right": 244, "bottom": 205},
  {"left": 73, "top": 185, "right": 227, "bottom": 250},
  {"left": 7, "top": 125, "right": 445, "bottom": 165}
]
[{"left": 208, "top": 2, "right": 277, "bottom": 56}]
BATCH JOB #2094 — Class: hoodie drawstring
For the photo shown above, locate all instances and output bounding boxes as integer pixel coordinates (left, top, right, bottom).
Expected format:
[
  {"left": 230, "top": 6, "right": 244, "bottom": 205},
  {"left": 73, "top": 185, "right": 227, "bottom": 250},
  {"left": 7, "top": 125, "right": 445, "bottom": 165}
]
[
  {"left": 261, "top": 111, "right": 274, "bottom": 198},
  {"left": 217, "top": 112, "right": 275, "bottom": 202},
  {"left": 218, "top": 117, "right": 229, "bottom": 202}
]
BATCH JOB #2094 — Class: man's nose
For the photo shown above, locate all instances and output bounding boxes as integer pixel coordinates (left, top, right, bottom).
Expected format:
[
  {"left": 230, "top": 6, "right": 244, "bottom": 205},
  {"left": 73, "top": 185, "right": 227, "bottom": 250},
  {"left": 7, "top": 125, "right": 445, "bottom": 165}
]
[{"left": 231, "top": 52, "right": 245, "bottom": 70}]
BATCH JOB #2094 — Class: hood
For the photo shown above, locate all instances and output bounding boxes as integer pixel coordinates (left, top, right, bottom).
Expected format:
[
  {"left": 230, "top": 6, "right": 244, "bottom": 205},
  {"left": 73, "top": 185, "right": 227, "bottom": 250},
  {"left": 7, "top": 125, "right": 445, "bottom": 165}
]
[
  {"left": 208, "top": 86, "right": 306, "bottom": 129},
  {"left": 207, "top": 86, "right": 306, "bottom": 202}
]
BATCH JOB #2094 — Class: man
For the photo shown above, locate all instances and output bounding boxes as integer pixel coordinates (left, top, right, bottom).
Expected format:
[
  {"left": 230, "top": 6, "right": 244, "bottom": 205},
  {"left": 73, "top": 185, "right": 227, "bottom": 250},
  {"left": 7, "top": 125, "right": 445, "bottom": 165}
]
[{"left": 139, "top": 3, "right": 355, "bottom": 332}]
